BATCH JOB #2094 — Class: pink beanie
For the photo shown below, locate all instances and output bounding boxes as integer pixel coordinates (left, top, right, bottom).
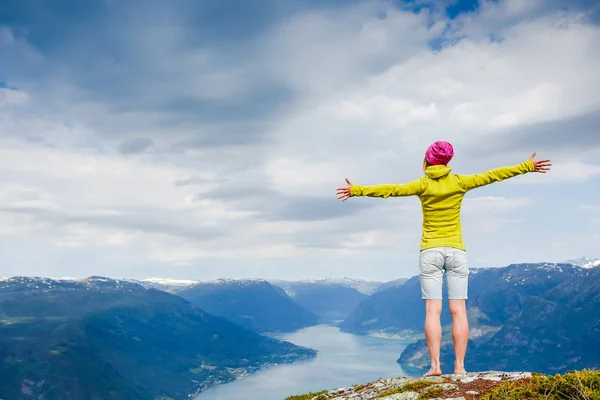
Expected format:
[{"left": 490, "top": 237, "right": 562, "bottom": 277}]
[{"left": 425, "top": 141, "right": 454, "bottom": 165}]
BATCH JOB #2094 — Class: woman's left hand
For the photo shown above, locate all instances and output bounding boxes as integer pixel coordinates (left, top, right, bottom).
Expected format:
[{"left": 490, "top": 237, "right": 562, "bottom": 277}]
[
  {"left": 336, "top": 178, "right": 352, "bottom": 201},
  {"left": 529, "top": 152, "right": 552, "bottom": 173}
]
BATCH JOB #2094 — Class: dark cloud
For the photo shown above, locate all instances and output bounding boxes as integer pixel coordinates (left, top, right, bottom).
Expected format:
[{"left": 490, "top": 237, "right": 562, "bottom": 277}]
[
  {"left": 465, "top": 111, "right": 600, "bottom": 158},
  {"left": 263, "top": 196, "right": 372, "bottom": 222},
  {"left": 557, "top": 0, "right": 600, "bottom": 25},
  {"left": 0, "top": 0, "right": 275, "bottom": 53},
  {"left": 0, "top": 205, "right": 224, "bottom": 240},
  {"left": 0, "top": 0, "right": 294, "bottom": 148},
  {"left": 200, "top": 182, "right": 373, "bottom": 222},
  {"left": 162, "top": 90, "right": 290, "bottom": 149},
  {"left": 173, "top": 176, "right": 215, "bottom": 186},
  {"left": 168, "top": 127, "right": 269, "bottom": 150},
  {"left": 161, "top": 83, "right": 291, "bottom": 122},
  {"left": 117, "top": 137, "right": 154, "bottom": 154},
  {"left": 199, "top": 185, "right": 277, "bottom": 202}
]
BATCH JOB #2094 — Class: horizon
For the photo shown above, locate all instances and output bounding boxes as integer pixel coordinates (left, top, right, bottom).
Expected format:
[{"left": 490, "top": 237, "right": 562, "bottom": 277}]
[
  {"left": 1, "top": 0, "right": 600, "bottom": 281},
  {"left": 1, "top": 254, "right": 597, "bottom": 282}
]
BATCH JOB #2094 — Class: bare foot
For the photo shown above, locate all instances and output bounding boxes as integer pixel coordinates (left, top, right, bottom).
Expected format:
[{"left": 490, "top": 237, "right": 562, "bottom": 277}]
[
  {"left": 454, "top": 366, "right": 467, "bottom": 375},
  {"left": 454, "top": 360, "right": 467, "bottom": 375},
  {"left": 423, "top": 367, "right": 442, "bottom": 377}
]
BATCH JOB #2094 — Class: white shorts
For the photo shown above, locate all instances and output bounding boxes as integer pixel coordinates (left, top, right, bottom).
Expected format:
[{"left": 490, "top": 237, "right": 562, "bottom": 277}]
[{"left": 419, "top": 247, "right": 469, "bottom": 300}]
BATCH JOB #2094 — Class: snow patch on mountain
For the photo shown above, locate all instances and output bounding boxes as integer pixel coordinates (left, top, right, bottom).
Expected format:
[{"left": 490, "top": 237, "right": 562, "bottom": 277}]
[
  {"left": 204, "top": 278, "right": 271, "bottom": 287},
  {"left": 564, "top": 257, "right": 600, "bottom": 269},
  {"left": 142, "top": 278, "right": 199, "bottom": 287},
  {"left": 0, "top": 276, "right": 143, "bottom": 291}
]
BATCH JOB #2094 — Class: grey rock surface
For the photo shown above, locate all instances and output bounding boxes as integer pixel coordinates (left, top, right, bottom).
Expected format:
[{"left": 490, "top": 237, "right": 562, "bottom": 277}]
[
  {"left": 299, "top": 371, "right": 532, "bottom": 400},
  {"left": 380, "top": 392, "right": 419, "bottom": 400}
]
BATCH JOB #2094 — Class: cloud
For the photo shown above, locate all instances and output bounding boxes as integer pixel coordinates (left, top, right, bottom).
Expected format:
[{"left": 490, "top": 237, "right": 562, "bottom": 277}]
[
  {"left": 461, "top": 196, "right": 532, "bottom": 234},
  {"left": 580, "top": 204, "right": 600, "bottom": 212},
  {"left": 0, "top": 2, "right": 295, "bottom": 157},
  {"left": 0, "top": 87, "right": 28, "bottom": 106},
  {"left": 511, "top": 162, "right": 600, "bottom": 184},
  {"left": 0, "top": 0, "right": 599, "bottom": 279},
  {"left": 200, "top": 180, "right": 373, "bottom": 222},
  {"left": 580, "top": 204, "right": 600, "bottom": 224},
  {"left": 0, "top": 144, "right": 241, "bottom": 244},
  {"left": 463, "top": 196, "right": 532, "bottom": 212},
  {"left": 117, "top": 137, "right": 154, "bottom": 154},
  {"left": 173, "top": 176, "right": 215, "bottom": 187},
  {"left": 262, "top": 3, "right": 600, "bottom": 196},
  {"left": 263, "top": 196, "right": 372, "bottom": 222},
  {"left": 465, "top": 111, "right": 600, "bottom": 162}
]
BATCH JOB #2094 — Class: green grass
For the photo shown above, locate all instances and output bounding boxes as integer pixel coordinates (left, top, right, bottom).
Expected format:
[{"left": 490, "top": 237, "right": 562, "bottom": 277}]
[
  {"left": 481, "top": 370, "right": 600, "bottom": 400},
  {"left": 353, "top": 381, "right": 379, "bottom": 392},
  {"left": 374, "top": 379, "right": 435, "bottom": 398},
  {"left": 417, "top": 386, "right": 443, "bottom": 399}
]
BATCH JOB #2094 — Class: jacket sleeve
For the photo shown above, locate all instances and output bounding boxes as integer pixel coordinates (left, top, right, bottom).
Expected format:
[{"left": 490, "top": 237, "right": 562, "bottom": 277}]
[
  {"left": 455, "top": 159, "right": 535, "bottom": 191},
  {"left": 350, "top": 178, "right": 424, "bottom": 198}
]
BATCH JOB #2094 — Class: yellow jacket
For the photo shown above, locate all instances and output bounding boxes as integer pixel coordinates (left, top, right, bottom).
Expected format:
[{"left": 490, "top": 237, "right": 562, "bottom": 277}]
[{"left": 350, "top": 159, "right": 535, "bottom": 251}]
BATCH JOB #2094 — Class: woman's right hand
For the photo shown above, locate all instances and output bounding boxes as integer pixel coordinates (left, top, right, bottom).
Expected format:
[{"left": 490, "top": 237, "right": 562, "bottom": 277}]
[
  {"left": 336, "top": 178, "right": 352, "bottom": 202},
  {"left": 529, "top": 153, "right": 552, "bottom": 173}
]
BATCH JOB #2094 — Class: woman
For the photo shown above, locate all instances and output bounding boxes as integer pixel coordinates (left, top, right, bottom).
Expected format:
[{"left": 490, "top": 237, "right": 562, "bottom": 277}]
[{"left": 336, "top": 141, "right": 551, "bottom": 376}]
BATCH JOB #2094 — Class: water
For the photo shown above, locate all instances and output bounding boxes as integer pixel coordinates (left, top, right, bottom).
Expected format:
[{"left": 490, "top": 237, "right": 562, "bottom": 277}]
[{"left": 195, "top": 325, "right": 416, "bottom": 400}]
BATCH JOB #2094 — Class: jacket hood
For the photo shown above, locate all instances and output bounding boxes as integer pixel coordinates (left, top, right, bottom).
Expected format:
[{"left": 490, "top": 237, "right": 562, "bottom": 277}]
[{"left": 425, "top": 165, "right": 452, "bottom": 179}]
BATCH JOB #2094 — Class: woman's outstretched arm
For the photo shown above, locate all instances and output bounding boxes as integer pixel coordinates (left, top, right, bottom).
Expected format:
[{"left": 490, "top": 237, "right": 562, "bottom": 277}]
[
  {"left": 455, "top": 153, "right": 551, "bottom": 192},
  {"left": 336, "top": 177, "right": 424, "bottom": 201}
]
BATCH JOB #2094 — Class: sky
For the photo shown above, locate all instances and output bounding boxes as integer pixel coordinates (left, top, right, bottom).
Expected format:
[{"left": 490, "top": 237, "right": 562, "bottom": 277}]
[{"left": 0, "top": 0, "right": 599, "bottom": 282}]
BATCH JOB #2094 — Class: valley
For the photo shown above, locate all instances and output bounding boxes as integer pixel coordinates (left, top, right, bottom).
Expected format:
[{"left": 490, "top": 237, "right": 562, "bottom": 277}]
[{"left": 0, "top": 257, "right": 599, "bottom": 399}]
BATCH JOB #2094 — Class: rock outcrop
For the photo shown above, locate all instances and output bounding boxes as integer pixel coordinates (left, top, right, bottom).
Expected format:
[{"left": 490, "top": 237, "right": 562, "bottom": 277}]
[{"left": 289, "top": 371, "right": 532, "bottom": 400}]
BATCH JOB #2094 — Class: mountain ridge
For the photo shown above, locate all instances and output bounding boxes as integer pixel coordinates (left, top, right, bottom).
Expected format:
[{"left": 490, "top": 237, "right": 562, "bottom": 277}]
[
  {"left": 0, "top": 276, "right": 317, "bottom": 400},
  {"left": 270, "top": 277, "right": 384, "bottom": 296},
  {"left": 178, "top": 279, "right": 320, "bottom": 333},
  {"left": 394, "top": 262, "right": 599, "bottom": 375},
  {"left": 563, "top": 256, "right": 600, "bottom": 269}
]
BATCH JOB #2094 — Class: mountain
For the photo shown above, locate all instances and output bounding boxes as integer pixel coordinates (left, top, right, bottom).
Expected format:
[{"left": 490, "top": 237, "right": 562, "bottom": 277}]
[
  {"left": 270, "top": 280, "right": 369, "bottom": 324},
  {"left": 375, "top": 277, "right": 409, "bottom": 293},
  {"left": 0, "top": 276, "right": 316, "bottom": 400},
  {"left": 563, "top": 256, "right": 600, "bottom": 269},
  {"left": 396, "top": 263, "right": 600, "bottom": 374},
  {"left": 464, "top": 265, "right": 600, "bottom": 373},
  {"left": 341, "top": 263, "right": 584, "bottom": 338},
  {"left": 464, "top": 263, "right": 584, "bottom": 326},
  {"left": 178, "top": 279, "right": 319, "bottom": 333},
  {"left": 339, "top": 275, "right": 451, "bottom": 338},
  {"left": 139, "top": 277, "right": 200, "bottom": 293},
  {"left": 270, "top": 277, "right": 383, "bottom": 295}
]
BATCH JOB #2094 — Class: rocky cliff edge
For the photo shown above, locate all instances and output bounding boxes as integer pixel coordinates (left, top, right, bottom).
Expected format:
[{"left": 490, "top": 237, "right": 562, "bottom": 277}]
[{"left": 287, "top": 371, "right": 535, "bottom": 400}]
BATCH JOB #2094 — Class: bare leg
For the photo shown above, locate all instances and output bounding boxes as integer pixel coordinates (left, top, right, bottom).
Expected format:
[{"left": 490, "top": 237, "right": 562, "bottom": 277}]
[
  {"left": 449, "top": 299, "right": 469, "bottom": 374},
  {"left": 423, "top": 299, "right": 443, "bottom": 376}
]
